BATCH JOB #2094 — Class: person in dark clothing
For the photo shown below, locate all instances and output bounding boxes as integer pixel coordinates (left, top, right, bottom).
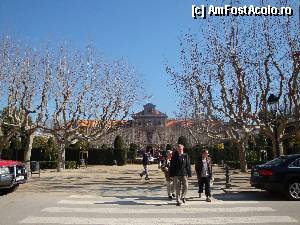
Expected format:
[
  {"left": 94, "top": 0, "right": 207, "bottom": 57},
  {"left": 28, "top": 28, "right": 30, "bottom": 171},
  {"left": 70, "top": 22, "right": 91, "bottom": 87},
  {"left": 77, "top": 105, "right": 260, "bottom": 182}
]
[
  {"left": 195, "top": 149, "right": 213, "bottom": 202},
  {"left": 170, "top": 144, "right": 192, "bottom": 206},
  {"left": 140, "top": 149, "right": 151, "bottom": 180},
  {"left": 161, "top": 150, "right": 175, "bottom": 199}
]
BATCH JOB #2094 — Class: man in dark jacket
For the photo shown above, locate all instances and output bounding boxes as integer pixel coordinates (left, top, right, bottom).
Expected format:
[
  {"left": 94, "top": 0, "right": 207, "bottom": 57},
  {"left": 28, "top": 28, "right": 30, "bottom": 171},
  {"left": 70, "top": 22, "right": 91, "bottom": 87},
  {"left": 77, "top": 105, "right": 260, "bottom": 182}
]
[
  {"left": 170, "top": 144, "right": 192, "bottom": 206},
  {"left": 195, "top": 149, "right": 213, "bottom": 202}
]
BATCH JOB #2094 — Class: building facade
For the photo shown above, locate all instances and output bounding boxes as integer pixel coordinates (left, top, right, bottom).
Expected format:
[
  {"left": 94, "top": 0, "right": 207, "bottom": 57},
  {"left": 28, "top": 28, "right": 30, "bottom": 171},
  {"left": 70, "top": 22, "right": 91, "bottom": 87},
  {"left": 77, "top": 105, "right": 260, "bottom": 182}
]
[{"left": 90, "top": 103, "right": 193, "bottom": 149}]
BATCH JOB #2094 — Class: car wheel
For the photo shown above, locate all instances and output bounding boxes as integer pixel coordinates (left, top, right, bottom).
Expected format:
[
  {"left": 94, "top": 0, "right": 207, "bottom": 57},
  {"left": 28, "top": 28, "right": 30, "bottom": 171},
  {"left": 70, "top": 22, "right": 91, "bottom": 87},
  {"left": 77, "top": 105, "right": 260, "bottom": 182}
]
[
  {"left": 9, "top": 184, "right": 19, "bottom": 192},
  {"left": 286, "top": 181, "right": 300, "bottom": 201},
  {"left": 0, "top": 185, "right": 19, "bottom": 195}
]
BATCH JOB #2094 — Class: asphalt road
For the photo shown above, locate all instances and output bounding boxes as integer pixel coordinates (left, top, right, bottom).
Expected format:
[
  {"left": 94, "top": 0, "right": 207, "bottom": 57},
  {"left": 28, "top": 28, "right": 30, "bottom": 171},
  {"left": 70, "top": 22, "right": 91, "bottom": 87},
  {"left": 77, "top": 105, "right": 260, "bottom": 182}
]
[{"left": 0, "top": 165, "right": 299, "bottom": 225}]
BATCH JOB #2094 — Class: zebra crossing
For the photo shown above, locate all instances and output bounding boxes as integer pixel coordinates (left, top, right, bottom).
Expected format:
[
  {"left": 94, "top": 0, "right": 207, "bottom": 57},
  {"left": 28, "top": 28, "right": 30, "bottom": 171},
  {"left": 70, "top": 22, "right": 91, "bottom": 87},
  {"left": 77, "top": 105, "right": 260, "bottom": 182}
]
[{"left": 19, "top": 194, "right": 298, "bottom": 225}]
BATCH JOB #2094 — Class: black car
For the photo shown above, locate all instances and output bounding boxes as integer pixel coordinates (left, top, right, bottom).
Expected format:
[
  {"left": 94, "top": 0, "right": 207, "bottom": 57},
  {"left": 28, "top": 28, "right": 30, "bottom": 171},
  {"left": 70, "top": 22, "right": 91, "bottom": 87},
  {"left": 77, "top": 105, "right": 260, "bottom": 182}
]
[{"left": 250, "top": 154, "right": 300, "bottom": 200}]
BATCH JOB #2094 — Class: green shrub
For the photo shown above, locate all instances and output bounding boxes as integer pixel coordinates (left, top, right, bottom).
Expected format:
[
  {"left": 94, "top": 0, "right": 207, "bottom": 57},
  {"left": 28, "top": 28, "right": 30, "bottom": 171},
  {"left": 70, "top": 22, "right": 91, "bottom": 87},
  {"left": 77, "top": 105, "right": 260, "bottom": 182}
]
[
  {"left": 114, "top": 148, "right": 127, "bottom": 166},
  {"left": 113, "top": 135, "right": 127, "bottom": 166},
  {"left": 128, "top": 143, "right": 138, "bottom": 160},
  {"left": 88, "top": 148, "right": 114, "bottom": 165},
  {"left": 65, "top": 148, "right": 79, "bottom": 162},
  {"left": 65, "top": 161, "right": 77, "bottom": 169},
  {"left": 39, "top": 161, "right": 57, "bottom": 169},
  {"left": 127, "top": 150, "right": 135, "bottom": 160}
]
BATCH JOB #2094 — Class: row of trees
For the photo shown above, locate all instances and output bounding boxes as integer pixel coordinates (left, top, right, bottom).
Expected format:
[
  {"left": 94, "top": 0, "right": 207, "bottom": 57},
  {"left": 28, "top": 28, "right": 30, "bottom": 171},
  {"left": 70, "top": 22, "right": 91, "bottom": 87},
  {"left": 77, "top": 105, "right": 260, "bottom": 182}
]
[
  {"left": 2, "top": 134, "right": 139, "bottom": 166},
  {"left": 6, "top": 130, "right": 292, "bottom": 168},
  {"left": 166, "top": 0, "right": 300, "bottom": 171},
  {"left": 0, "top": 37, "right": 143, "bottom": 171}
]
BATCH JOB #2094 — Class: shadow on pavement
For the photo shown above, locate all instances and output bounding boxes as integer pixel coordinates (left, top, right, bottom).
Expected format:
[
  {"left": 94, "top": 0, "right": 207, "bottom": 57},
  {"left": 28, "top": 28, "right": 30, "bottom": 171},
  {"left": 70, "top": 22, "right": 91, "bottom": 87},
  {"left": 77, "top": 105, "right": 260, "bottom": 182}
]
[
  {"left": 94, "top": 195, "right": 177, "bottom": 206},
  {"left": 213, "top": 190, "right": 288, "bottom": 201}
]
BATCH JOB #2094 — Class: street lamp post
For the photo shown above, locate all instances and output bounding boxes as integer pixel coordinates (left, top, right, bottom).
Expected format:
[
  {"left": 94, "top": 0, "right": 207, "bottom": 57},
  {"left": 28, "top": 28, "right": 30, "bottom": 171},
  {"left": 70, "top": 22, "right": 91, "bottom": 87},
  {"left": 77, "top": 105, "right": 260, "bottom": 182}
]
[{"left": 267, "top": 94, "right": 280, "bottom": 157}]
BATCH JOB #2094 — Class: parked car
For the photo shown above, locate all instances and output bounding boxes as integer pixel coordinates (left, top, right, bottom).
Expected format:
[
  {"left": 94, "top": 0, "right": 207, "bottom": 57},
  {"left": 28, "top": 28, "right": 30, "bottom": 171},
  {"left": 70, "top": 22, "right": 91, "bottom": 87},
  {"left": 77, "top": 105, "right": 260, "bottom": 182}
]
[
  {"left": 250, "top": 154, "right": 300, "bottom": 200},
  {"left": 0, "top": 160, "right": 28, "bottom": 193}
]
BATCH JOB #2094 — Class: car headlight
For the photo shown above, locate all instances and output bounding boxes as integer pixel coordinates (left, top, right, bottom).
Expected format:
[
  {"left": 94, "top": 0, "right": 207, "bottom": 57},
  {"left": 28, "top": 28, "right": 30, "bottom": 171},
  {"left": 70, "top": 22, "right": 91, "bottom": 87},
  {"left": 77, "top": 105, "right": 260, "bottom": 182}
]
[{"left": 0, "top": 166, "right": 9, "bottom": 175}]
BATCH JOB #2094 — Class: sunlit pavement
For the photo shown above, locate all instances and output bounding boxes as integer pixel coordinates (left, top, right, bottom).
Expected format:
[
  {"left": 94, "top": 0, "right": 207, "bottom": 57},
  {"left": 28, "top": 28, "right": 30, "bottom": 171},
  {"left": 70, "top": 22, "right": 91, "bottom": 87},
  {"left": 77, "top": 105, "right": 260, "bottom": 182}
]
[{"left": 0, "top": 164, "right": 299, "bottom": 225}]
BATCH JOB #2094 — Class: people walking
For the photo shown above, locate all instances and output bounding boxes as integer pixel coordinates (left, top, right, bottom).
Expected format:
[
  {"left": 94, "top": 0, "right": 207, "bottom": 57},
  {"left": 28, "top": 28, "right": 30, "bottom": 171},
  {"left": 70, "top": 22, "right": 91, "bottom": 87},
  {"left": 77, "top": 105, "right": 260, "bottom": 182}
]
[
  {"left": 161, "top": 150, "right": 175, "bottom": 199},
  {"left": 170, "top": 144, "right": 192, "bottom": 206},
  {"left": 195, "top": 149, "right": 213, "bottom": 202},
  {"left": 140, "top": 148, "right": 151, "bottom": 180}
]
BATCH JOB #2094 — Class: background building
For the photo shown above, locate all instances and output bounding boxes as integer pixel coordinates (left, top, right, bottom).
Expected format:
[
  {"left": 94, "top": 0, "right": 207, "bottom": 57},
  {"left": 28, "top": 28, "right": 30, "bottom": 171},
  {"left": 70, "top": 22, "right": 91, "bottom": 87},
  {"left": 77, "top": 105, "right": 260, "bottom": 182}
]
[{"left": 89, "top": 103, "right": 193, "bottom": 149}]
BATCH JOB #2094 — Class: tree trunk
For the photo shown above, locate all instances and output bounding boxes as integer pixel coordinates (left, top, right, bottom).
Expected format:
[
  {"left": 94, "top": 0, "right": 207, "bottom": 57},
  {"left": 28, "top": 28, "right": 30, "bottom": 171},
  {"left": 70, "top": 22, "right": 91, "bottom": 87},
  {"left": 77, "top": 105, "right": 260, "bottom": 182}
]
[
  {"left": 238, "top": 141, "right": 247, "bottom": 172},
  {"left": 57, "top": 143, "right": 66, "bottom": 172},
  {"left": 24, "top": 132, "right": 34, "bottom": 171},
  {"left": 0, "top": 132, "right": 16, "bottom": 158},
  {"left": 279, "top": 135, "right": 284, "bottom": 156},
  {"left": 271, "top": 135, "right": 284, "bottom": 158},
  {"left": 0, "top": 138, "right": 9, "bottom": 153}
]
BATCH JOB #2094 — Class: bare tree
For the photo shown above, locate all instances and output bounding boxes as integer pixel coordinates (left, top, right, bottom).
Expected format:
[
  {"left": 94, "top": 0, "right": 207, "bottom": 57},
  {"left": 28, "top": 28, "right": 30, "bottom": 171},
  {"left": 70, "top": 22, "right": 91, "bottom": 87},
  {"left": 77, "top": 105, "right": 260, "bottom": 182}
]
[
  {"left": 42, "top": 45, "right": 142, "bottom": 171},
  {"left": 79, "top": 57, "right": 142, "bottom": 141},
  {"left": 247, "top": 7, "right": 300, "bottom": 157},
  {"left": 0, "top": 37, "right": 51, "bottom": 168},
  {"left": 0, "top": 38, "right": 142, "bottom": 171},
  {"left": 0, "top": 37, "right": 19, "bottom": 153},
  {"left": 166, "top": 31, "right": 254, "bottom": 172},
  {"left": 166, "top": 0, "right": 299, "bottom": 171},
  {"left": 207, "top": 0, "right": 300, "bottom": 158}
]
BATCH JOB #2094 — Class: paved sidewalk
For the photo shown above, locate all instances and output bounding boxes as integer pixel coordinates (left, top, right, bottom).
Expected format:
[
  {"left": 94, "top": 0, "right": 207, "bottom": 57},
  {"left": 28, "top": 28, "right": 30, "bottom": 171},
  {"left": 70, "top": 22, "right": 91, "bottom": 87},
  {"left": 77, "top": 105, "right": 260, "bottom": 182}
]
[
  {"left": 213, "top": 165, "right": 257, "bottom": 193},
  {"left": 7, "top": 164, "right": 299, "bottom": 225},
  {"left": 18, "top": 164, "right": 258, "bottom": 196}
]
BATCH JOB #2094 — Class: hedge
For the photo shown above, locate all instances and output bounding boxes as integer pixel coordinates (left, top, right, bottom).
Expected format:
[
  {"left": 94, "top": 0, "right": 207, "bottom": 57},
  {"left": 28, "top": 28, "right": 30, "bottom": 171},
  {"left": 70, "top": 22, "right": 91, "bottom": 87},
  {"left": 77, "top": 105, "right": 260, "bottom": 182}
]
[
  {"left": 34, "top": 161, "right": 78, "bottom": 169},
  {"left": 87, "top": 148, "right": 114, "bottom": 165}
]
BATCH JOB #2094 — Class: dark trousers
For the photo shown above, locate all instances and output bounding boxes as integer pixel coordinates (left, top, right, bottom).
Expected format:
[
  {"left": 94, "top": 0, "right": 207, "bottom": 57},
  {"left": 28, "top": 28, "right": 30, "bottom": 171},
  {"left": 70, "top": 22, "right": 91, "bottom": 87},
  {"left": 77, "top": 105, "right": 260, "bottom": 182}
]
[{"left": 198, "top": 177, "right": 211, "bottom": 197}]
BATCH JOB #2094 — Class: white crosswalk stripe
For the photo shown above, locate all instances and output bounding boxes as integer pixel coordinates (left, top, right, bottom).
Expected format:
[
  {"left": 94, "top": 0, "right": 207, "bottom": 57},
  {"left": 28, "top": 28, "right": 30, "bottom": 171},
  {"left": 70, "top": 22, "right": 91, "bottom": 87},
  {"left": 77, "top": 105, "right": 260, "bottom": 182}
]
[
  {"left": 19, "top": 195, "right": 298, "bottom": 225},
  {"left": 58, "top": 199, "right": 260, "bottom": 205},
  {"left": 20, "top": 216, "right": 298, "bottom": 224},
  {"left": 42, "top": 206, "right": 276, "bottom": 213}
]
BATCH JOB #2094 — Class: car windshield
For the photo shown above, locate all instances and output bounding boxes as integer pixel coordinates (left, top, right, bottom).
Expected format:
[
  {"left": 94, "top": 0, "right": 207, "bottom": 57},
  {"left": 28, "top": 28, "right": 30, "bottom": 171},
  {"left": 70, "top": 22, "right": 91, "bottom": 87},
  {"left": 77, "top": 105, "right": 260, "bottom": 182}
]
[{"left": 264, "top": 156, "right": 288, "bottom": 166}]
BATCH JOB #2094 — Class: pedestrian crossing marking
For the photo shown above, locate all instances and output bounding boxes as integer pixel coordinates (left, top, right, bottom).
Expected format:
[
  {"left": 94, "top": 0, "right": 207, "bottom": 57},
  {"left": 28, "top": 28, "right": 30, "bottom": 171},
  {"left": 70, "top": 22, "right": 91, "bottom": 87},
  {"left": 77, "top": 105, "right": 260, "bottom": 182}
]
[
  {"left": 20, "top": 216, "right": 298, "bottom": 224},
  {"left": 42, "top": 206, "right": 275, "bottom": 213},
  {"left": 58, "top": 199, "right": 260, "bottom": 205},
  {"left": 19, "top": 195, "right": 299, "bottom": 224},
  {"left": 69, "top": 195, "right": 139, "bottom": 200}
]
